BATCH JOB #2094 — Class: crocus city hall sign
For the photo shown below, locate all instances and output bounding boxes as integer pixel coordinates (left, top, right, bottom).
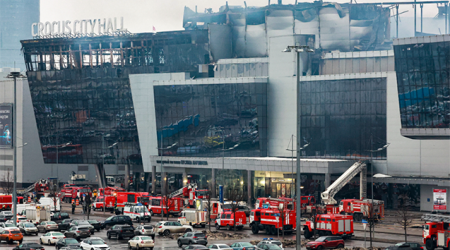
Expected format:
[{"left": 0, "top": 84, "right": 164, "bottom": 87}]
[{"left": 32, "top": 17, "right": 126, "bottom": 37}]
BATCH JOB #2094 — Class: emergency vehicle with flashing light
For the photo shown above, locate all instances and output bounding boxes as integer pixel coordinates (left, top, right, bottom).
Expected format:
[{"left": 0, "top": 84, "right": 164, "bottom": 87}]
[
  {"left": 215, "top": 210, "right": 246, "bottom": 230},
  {"left": 303, "top": 213, "right": 354, "bottom": 239},
  {"left": 422, "top": 213, "right": 450, "bottom": 250},
  {"left": 123, "top": 203, "right": 151, "bottom": 222},
  {"left": 93, "top": 195, "right": 116, "bottom": 211}
]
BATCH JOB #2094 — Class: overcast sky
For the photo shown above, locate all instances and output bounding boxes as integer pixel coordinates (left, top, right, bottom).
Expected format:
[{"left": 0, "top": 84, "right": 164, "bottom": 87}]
[{"left": 40, "top": 0, "right": 442, "bottom": 33}]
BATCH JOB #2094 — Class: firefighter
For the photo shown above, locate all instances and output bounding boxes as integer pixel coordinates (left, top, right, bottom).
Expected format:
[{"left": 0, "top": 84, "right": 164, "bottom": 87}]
[
  {"left": 88, "top": 204, "right": 92, "bottom": 214},
  {"left": 71, "top": 201, "right": 76, "bottom": 214},
  {"left": 1, "top": 205, "right": 5, "bottom": 211}
]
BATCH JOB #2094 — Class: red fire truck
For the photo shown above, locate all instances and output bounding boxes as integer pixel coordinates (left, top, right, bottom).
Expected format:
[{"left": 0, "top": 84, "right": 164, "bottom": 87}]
[
  {"left": 61, "top": 186, "right": 92, "bottom": 202},
  {"left": 98, "top": 187, "right": 125, "bottom": 196},
  {"left": 303, "top": 214, "right": 354, "bottom": 239},
  {"left": 215, "top": 211, "right": 247, "bottom": 230},
  {"left": 93, "top": 195, "right": 117, "bottom": 211},
  {"left": 0, "top": 195, "right": 24, "bottom": 210},
  {"left": 148, "top": 196, "right": 183, "bottom": 216},
  {"left": 421, "top": 214, "right": 450, "bottom": 250},
  {"left": 250, "top": 207, "right": 296, "bottom": 235},
  {"left": 255, "top": 197, "right": 295, "bottom": 210},
  {"left": 338, "top": 198, "right": 384, "bottom": 221}
]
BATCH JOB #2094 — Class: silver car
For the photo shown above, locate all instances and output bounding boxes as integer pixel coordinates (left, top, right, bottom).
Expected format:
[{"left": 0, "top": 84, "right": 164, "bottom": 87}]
[
  {"left": 155, "top": 221, "right": 193, "bottom": 236},
  {"left": 134, "top": 225, "right": 155, "bottom": 238},
  {"left": 18, "top": 222, "right": 38, "bottom": 236}
]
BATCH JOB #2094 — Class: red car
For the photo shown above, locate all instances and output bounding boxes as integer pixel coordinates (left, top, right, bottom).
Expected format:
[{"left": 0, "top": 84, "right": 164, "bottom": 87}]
[{"left": 306, "top": 236, "right": 345, "bottom": 250}]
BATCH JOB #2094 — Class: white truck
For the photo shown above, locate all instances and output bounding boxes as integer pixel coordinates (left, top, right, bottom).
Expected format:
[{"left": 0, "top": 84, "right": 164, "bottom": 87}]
[
  {"left": 25, "top": 205, "right": 51, "bottom": 224},
  {"left": 178, "top": 209, "right": 207, "bottom": 228},
  {"left": 15, "top": 204, "right": 33, "bottom": 215},
  {"left": 38, "top": 197, "right": 61, "bottom": 212}
]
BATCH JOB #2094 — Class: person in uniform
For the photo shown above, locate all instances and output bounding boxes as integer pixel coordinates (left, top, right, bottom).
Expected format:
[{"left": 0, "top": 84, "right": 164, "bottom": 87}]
[{"left": 71, "top": 201, "right": 76, "bottom": 214}]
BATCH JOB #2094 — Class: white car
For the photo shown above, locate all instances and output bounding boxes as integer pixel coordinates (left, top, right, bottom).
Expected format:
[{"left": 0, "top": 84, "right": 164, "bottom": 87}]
[
  {"left": 40, "top": 231, "right": 65, "bottom": 245},
  {"left": 207, "top": 244, "right": 233, "bottom": 250},
  {"left": 80, "top": 237, "right": 110, "bottom": 250},
  {"left": 128, "top": 236, "right": 154, "bottom": 249}
]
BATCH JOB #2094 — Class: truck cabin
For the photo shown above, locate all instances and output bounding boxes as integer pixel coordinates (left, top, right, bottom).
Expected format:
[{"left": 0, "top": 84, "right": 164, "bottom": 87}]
[
  {"left": 251, "top": 210, "right": 261, "bottom": 221},
  {"left": 138, "top": 196, "right": 150, "bottom": 206},
  {"left": 301, "top": 196, "right": 315, "bottom": 206},
  {"left": 195, "top": 190, "right": 209, "bottom": 199},
  {"left": 220, "top": 211, "right": 245, "bottom": 220},
  {"left": 424, "top": 222, "right": 448, "bottom": 234}
]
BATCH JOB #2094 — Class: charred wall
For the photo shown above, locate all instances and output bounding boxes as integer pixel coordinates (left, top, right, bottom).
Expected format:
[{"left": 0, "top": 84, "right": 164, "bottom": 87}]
[{"left": 20, "top": 31, "right": 210, "bottom": 165}]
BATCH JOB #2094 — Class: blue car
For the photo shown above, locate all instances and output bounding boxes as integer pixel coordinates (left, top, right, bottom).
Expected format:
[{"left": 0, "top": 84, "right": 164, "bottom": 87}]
[{"left": 230, "top": 242, "right": 256, "bottom": 250}]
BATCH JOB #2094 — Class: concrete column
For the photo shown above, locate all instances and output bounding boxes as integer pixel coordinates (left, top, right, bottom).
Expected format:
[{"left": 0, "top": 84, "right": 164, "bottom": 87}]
[
  {"left": 324, "top": 173, "right": 331, "bottom": 189},
  {"left": 161, "top": 172, "right": 167, "bottom": 196},
  {"left": 124, "top": 164, "right": 130, "bottom": 191},
  {"left": 360, "top": 165, "right": 367, "bottom": 199},
  {"left": 247, "top": 170, "right": 252, "bottom": 207},
  {"left": 211, "top": 169, "right": 216, "bottom": 199},
  {"left": 152, "top": 166, "right": 156, "bottom": 195}
]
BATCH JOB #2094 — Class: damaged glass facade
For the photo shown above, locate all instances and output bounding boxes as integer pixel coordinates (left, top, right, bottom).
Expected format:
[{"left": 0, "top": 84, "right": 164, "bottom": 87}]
[
  {"left": 300, "top": 78, "right": 387, "bottom": 159},
  {"left": 21, "top": 31, "right": 210, "bottom": 165},
  {"left": 394, "top": 42, "right": 450, "bottom": 129},
  {"left": 154, "top": 83, "right": 267, "bottom": 157}
]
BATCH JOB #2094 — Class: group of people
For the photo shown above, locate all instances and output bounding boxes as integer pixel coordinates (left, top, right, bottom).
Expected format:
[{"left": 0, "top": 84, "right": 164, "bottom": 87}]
[{"left": 71, "top": 199, "right": 92, "bottom": 214}]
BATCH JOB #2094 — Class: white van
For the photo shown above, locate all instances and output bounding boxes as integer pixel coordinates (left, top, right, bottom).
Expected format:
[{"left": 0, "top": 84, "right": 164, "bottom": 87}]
[
  {"left": 38, "top": 197, "right": 61, "bottom": 212},
  {"left": 123, "top": 203, "right": 151, "bottom": 222}
]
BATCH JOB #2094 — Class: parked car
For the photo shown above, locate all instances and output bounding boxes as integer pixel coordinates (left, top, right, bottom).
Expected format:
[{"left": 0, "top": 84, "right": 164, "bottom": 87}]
[
  {"left": 183, "top": 245, "right": 209, "bottom": 250},
  {"left": 71, "top": 220, "right": 95, "bottom": 234},
  {"left": 230, "top": 242, "right": 257, "bottom": 250},
  {"left": 305, "top": 236, "right": 345, "bottom": 250},
  {"left": 256, "top": 243, "right": 283, "bottom": 250},
  {"left": 134, "top": 224, "right": 155, "bottom": 238},
  {"left": 87, "top": 220, "right": 102, "bottom": 232},
  {"left": 128, "top": 236, "right": 154, "bottom": 249},
  {"left": 101, "top": 215, "right": 133, "bottom": 229},
  {"left": 257, "top": 238, "right": 284, "bottom": 249},
  {"left": 18, "top": 222, "right": 38, "bottom": 236},
  {"left": 0, "top": 215, "right": 9, "bottom": 222},
  {"left": 386, "top": 242, "right": 424, "bottom": 250},
  {"left": 39, "top": 231, "right": 65, "bottom": 245},
  {"left": 16, "top": 216, "right": 28, "bottom": 224},
  {"left": 80, "top": 238, "right": 110, "bottom": 250},
  {"left": 63, "top": 226, "right": 91, "bottom": 240},
  {"left": 12, "top": 243, "right": 45, "bottom": 250},
  {"left": 58, "top": 219, "right": 74, "bottom": 231},
  {"left": 107, "top": 224, "right": 135, "bottom": 240},
  {"left": 55, "top": 237, "right": 81, "bottom": 250},
  {"left": 0, "top": 228, "right": 23, "bottom": 244},
  {"left": 60, "top": 246, "right": 83, "bottom": 250},
  {"left": 155, "top": 221, "right": 193, "bottom": 236},
  {"left": 178, "top": 232, "right": 208, "bottom": 247},
  {"left": 0, "top": 222, "right": 17, "bottom": 229},
  {"left": 0, "top": 211, "right": 13, "bottom": 220},
  {"left": 208, "top": 244, "right": 233, "bottom": 250},
  {"left": 51, "top": 212, "right": 70, "bottom": 221},
  {"left": 37, "top": 221, "right": 59, "bottom": 233}
]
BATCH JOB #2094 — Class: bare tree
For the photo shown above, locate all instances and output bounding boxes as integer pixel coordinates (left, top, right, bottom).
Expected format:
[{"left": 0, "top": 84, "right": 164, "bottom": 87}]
[
  {"left": 278, "top": 203, "right": 288, "bottom": 239},
  {"left": 0, "top": 170, "right": 13, "bottom": 195},
  {"left": 48, "top": 183, "right": 59, "bottom": 213},
  {"left": 396, "top": 198, "right": 414, "bottom": 242},
  {"left": 203, "top": 186, "right": 214, "bottom": 231},
  {"left": 227, "top": 188, "right": 243, "bottom": 232}
]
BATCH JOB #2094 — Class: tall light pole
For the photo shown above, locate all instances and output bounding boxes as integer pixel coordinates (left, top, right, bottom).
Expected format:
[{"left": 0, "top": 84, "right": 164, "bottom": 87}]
[
  {"left": 366, "top": 137, "right": 389, "bottom": 248},
  {"left": 6, "top": 71, "right": 26, "bottom": 226},
  {"left": 283, "top": 45, "right": 314, "bottom": 250},
  {"left": 158, "top": 128, "right": 176, "bottom": 220},
  {"left": 102, "top": 133, "right": 110, "bottom": 216}
]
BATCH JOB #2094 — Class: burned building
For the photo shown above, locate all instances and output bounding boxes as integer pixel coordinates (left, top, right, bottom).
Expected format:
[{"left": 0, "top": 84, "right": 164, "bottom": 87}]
[
  {"left": 183, "top": 2, "right": 391, "bottom": 60},
  {"left": 21, "top": 31, "right": 210, "bottom": 176}
]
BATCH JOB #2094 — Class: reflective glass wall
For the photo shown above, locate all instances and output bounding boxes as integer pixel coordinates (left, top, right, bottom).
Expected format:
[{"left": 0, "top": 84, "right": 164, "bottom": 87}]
[
  {"left": 300, "top": 78, "right": 387, "bottom": 159},
  {"left": 154, "top": 83, "right": 267, "bottom": 157},
  {"left": 394, "top": 42, "right": 450, "bottom": 128}
]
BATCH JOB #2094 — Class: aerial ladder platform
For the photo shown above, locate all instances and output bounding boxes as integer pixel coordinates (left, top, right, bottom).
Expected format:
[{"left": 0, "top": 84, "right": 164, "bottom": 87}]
[{"left": 321, "top": 161, "right": 368, "bottom": 205}]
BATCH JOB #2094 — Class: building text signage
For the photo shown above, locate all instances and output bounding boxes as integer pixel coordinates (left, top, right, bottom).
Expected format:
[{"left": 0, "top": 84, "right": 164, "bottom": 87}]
[{"left": 32, "top": 17, "right": 126, "bottom": 37}]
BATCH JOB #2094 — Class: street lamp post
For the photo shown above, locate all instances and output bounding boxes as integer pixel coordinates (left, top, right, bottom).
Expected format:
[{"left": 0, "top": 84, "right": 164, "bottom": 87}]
[
  {"left": 102, "top": 133, "right": 110, "bottom": 216},
  {"left": 158, "top": 129, "right": 177, "bottom": 220},
  {"left": 283, "top": 44, "right": 314, "bottom": 250},
  {"left": 6, "top": 71, "right": 26, "bottom": 226},
  {"left": 366, "top": 137, "right": 390, "bottom": 248}
]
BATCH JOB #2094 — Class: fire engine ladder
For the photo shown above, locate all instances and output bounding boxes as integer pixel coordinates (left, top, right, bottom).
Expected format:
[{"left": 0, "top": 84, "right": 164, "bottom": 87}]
[
  {"left": 422, "top": 214, "right": 450, "bottom": 223},
  {"left": 22, "top": 179, "right": 46, "bottom": 194},
  {"left": 321, "top": 161, "right": 367, "bottom": 205},
  {"left": 168, "top": 183, "right": 197, "bottom": 198}
]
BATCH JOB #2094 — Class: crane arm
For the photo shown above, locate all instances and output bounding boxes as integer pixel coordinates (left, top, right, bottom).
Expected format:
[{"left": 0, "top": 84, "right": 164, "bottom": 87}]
[{"left": 321, "top": 161, "right": 367, "bottom": 205}]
